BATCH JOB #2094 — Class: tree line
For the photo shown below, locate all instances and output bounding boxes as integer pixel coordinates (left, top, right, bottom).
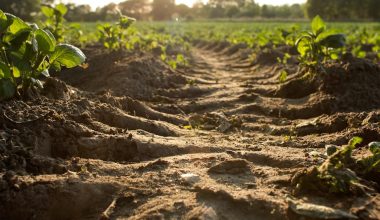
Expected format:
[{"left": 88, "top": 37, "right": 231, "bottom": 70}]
[
  {"left": 0, "top": 0, "right": 379, "bottom": 21},
  {"left": 306, "top": 0, "right": 380, "bottom": 21}
]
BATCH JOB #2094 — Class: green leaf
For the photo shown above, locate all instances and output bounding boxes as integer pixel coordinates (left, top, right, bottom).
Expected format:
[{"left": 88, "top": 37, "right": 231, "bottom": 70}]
[
  {"left": 0, "top": 78, "right": 16, "bottom": 99},
  {"left": 296, "top": 38, "right": 310, "bottom": 57},
  {"left": 279, "top": 70, "right": 288, "bottom": 83},
  {"left": 5, "top": 13, "right": 31, "bottom": 35},
  {"left": 55, "top": 3, "right": 68, "bottom": 16},
  {"left": 0, "top": 61, "right": 11, "bottom": 78},
  {"left": 311, "top": 15, "right": 326, "bottom": 36},
  {"left": 369, "top": 142, "right": 380, "bottom": 154},
  {"left": 35, "top": 29, "right": 56, "bottom": 53},
  {"left": 9, "top": 51, "right": 32, "bottom": 78},
  {"left": 330, "top": 52, "right": 339, "bottom": 60},
  {"left": 0, "top": 10, "right": 9, "bottom": 33},
  {"left": 12, "top": 66, "right": 21, "bottom": 78},
  {"left": 119, "top": 16, "right": 136, "bottom": 29},
  {"left": 319, "top": 34, "right": 346, "bottom": 49},
  {"left": 50, "top": 44, "right": 86, "bottom": 68},
  {"left": 348, "top": 136, "right": 363, "bottom": 148},
  {"left": 41, "top": 6, "right": 55, "bottom": 17}
]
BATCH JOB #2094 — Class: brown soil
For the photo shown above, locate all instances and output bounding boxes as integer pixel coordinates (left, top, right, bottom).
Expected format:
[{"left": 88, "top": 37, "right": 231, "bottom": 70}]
[{"left": 0, "top": 43, "right": 379, "bottom": 219}]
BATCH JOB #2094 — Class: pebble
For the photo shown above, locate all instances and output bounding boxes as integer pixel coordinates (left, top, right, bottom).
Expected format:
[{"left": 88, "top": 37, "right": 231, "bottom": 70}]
[{"left": 180, "top": 173, "right": 201, "bottom": 185}]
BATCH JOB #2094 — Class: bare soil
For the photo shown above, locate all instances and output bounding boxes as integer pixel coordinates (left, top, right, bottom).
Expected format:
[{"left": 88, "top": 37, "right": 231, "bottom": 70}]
[{"left": 0, "top": 43, "right": 379, "bottom": 220}]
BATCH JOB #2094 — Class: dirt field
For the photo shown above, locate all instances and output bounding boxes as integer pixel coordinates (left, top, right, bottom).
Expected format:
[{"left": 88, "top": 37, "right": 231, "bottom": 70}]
[{"left": 0, "top": 42, "right": 379, "bottom": 219}]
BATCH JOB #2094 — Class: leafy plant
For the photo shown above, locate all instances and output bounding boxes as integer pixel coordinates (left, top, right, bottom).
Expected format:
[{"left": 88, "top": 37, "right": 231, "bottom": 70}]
[
  {"left": 295, "top": 16, "right": 346, "bottom": 71},
  {"left": 0, "top": 10, "right": 86, "bottom": 99},
  {"left": 358, "top": 142, "right": 380, "bottom": 181},
  {"left": 66, "top": 23, "right": 85, "bottom": 47},
  {"left": 277, "top": 53, "right": 291, "bottom": 83},
  {"left": 97, "top": 12, "right": 136, "bottom": 51},
  {"left": 162, "top": 53, "right": 189, "bottom": 70},
  {"left": 41, "top": 3, "right": 68, "bottom": 42},
  {"left": 293, "top": 137, "right": 380, "bottom": 195}
]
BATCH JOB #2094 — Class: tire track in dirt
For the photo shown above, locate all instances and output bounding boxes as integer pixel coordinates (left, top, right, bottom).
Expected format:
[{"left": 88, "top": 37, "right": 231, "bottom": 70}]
[{"left": 2, "top": 43, "right": 379, "bottom": 219}]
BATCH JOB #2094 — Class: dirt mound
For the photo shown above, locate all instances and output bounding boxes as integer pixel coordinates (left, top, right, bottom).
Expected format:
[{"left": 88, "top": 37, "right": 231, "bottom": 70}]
[
  {"left": 253, "top": 48, "right": 285, "bottom": 66},
  {"left": 1, "top": 44, "right": 379, "bottom": 220},
  {"left": 321, "top": 58, "right": 380, "bottom": 111},
  {"left": 0, "top": 76, "right": 190, "bottom": 164},
  {"left": 57, "top": 47, "right": 187, "bottom": 100},
  {"left": 273, "top": 57, "right": 380, "bottom": 120}
]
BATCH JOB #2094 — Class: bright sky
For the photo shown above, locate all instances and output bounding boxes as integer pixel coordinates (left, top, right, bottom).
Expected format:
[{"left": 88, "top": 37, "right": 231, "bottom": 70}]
[{"left": 62, "top": 0, "right": 306, "bottom": 9}]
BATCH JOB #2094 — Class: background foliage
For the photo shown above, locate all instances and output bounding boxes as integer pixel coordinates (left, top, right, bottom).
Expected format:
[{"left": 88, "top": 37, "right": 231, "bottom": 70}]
[{"left": 0, "top": 0, "right": 379, "bottom": 22}]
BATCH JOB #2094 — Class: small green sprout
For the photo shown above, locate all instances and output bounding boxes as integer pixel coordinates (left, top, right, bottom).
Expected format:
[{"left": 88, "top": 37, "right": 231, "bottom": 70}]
[
  {"left": 97, "top": 12, "right": 136, "bottom": 51},
  {"left": 295, "top": 15, "right": 346, "bottom": 71}
]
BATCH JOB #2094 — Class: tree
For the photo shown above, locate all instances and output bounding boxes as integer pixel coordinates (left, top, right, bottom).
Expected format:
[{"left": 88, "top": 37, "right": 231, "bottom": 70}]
[
  {"left": 289, "top": 4, "right": 304, "bottom": 19},
  {"left": 118, "top": 0, "right": 150, "bottom": 19},
  {"left": 209, "top": 5, "right": 225, "bottom": 18},
  {"left": 239, "top": 1, "right": 260, "bottom": 17},
  {"left": 306, "top": 0, "right": 326, "bottom": 19},
  {"left": 225, "top": 6, "right": 239, "bottom": 18},
  {"left": 151, "top": 0, "right": 175, "bottom": 20},
  {"left": 0, "top": 0, "right": 53, "bottom": 20},
  {"left": 175, "top": 4, "right": 192, "bottom": 19},
  {"left": 97, "top": 3, "right": 118, "bottom": 21},
  {"left": 306, "top": 0, "right": 378, "bottom": 21},
  {"left": 368, "top": 0, "right": 380, "bottom": 20},
  {"left": 65, "top": 4, "right": 92, "bottom": 22},
  {"left": 261, "top": 5, "right": 275, "bottom": 18}
]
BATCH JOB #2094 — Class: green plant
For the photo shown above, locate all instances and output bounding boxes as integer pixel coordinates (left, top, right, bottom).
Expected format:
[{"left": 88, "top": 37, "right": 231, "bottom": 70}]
[
  {"left": 97, "top": 13, "right": 136, "bottom": 50},
  {"left": 277, "top": 53, "right": 291, "bottom": 83},
  {"left": 41, "top": 3, "right": 68, "bottom": 42},
  {"left": 294, "top": 137, "right": 380, "bottom": 195},
  {"left": 162, "top": 53, "right": 189, "bottom": 70},
  {"left": 358, "top": 142, "right": 380, "bottom": 179},
  {"left": 295, "top": 16, "right": 346, "bottom": 70},
  {"left": 0, "top": 10, "right": 86, "bottom": 99}
]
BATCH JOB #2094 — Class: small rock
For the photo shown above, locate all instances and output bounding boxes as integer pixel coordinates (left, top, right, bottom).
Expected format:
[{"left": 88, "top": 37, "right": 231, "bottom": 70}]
[
  {"left": 208, "top": 159, "right": 250, "bottom": 174},
  {"left": 287, "top": 197, "right": 358, "bottom": 219},
  {"left": 308, "top": 151, "right": 322, "bottom": 158},
  {"left": 181, "top": 173, "right": 201, "bottom": 185}
]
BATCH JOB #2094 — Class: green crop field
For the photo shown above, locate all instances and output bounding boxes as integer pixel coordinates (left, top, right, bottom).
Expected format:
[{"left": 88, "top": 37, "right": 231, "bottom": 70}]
[{"left": 1, "top": 2, "right": 380, "bottom": 220}]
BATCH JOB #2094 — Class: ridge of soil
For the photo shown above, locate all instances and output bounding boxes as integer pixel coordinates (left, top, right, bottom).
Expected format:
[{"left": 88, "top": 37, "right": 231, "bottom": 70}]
[{"left": 0, "top": 42, "right": 379, "bottom": 219}]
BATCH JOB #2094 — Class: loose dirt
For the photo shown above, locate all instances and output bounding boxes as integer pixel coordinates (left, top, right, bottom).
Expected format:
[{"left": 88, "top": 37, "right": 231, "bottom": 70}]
[{"left": 0, "top": 43, "right": 379, "bottom": 219}]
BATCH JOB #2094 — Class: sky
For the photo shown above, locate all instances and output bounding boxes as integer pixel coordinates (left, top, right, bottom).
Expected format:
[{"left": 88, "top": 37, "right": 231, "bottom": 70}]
[{"left": 62, "top": 0, "right": 306, "bottom": 9}]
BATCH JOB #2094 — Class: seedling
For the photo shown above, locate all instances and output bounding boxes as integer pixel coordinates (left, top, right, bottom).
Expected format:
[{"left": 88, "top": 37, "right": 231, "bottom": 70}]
[
  {"left": 295, "top": 16, "right": 346, "bottom": 71},
  {"left": 0, "top": 10, "right": 86, "bottom": 99},
  {"left": 294, "top": 137, "right": 380, "bottom": 195},
  {"left": 41, "top": 3, "right": 68, "bottom": 42},
  {"left": 97, "top": 12, "right": 136, "bottom": 51},
  {"left": 161, "top": 53, "right": 189, "bottom": 70},
  {"left": 277, "top": 53, "right": 291, "bottom": 83}
]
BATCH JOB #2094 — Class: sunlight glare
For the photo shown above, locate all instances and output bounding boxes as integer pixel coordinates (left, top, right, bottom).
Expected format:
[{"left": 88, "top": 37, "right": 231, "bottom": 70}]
[
  {"left": 63, "top": 0, "right": 306, "bottom": 9},
  {"left": 176, "top": 0, "right": 198, "bottom": 7}
]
